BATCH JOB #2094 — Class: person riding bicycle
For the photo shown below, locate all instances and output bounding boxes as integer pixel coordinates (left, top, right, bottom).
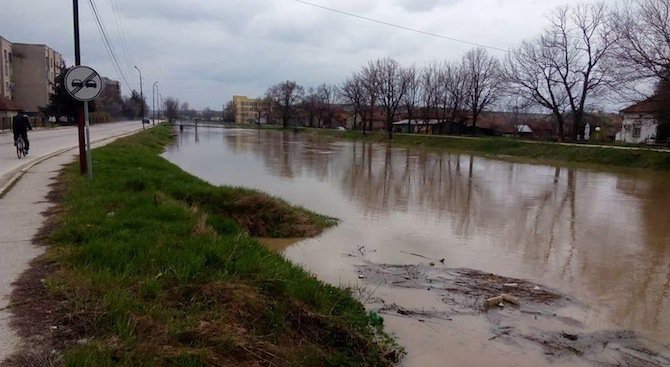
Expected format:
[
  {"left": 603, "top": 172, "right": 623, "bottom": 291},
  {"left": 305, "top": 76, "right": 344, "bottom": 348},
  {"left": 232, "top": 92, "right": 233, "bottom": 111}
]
[{"left": 12, "top": 110, "right": 32, "bottom": 152}]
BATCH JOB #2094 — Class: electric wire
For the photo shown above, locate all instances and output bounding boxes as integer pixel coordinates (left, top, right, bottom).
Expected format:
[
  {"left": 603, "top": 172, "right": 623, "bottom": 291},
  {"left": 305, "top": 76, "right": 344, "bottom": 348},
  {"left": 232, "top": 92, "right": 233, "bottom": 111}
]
[
  {"left": 86, "top": 0, "right": 132, "bottom": 91},
  {"left": 290, "top": 0, "right": 510, "bottom": 53},
  {"left": 110, "top": 0, "right": 134, "bottom": 74}
]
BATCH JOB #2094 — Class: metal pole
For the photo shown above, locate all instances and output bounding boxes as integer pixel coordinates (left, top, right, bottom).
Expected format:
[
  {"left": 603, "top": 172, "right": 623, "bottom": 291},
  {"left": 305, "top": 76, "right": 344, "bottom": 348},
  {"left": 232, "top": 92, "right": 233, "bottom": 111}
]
[
  {"left": 134, "top": 65, "right": 144, "bottom": 129},
  {"left": 84, "top": 101, "right": 92, "bottom": 179},
  {"left": 152, "top": 81, "right": 157, "bottom": 125},
  {"left": 73, "top": 0, "right": 87, "bottom": 174}
]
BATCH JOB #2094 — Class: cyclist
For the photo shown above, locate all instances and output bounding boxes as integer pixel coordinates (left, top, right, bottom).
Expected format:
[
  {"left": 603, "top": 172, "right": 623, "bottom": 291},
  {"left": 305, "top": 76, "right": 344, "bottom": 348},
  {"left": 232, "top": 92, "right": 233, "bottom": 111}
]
[{"left": 12, "top": 110, "right": 32, "bottom": 153}]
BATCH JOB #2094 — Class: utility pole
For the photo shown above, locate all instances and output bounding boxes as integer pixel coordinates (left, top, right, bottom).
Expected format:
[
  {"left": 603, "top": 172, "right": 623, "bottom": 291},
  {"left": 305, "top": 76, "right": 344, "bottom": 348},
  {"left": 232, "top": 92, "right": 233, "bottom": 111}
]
[
  {"left": 72, "top": 0, "right": 87, "bottom": 175},
  {"left": 134, "top": 65, "right": 144, "bottom": 129}
]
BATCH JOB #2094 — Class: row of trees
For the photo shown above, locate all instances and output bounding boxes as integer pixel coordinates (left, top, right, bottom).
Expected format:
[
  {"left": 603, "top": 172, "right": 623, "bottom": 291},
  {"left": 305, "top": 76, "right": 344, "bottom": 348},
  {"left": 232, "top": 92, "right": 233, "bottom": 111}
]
[
  {"left": 263, "top": 0, "right": 669, "bottom": 142},
  {"left": 43, "top": 65, "right": 149, "bottom": 122}
]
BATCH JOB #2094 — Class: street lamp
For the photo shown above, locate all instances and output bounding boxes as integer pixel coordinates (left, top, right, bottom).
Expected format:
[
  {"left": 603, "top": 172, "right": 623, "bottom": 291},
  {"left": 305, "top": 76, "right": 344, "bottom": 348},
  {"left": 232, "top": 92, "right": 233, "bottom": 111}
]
[
  {"left": 134, "top": 65, "right": 144, "bottom": 127},
  {"left": 152, "top": 81, "right": 158, "bottom": 125}
]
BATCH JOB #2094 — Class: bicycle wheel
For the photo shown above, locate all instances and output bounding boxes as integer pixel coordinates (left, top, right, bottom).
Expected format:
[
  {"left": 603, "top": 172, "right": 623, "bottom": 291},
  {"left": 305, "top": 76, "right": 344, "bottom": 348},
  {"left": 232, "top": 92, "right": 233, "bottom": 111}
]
[{"left": 16, "top": 137, "right": 25, "bottom": 159}]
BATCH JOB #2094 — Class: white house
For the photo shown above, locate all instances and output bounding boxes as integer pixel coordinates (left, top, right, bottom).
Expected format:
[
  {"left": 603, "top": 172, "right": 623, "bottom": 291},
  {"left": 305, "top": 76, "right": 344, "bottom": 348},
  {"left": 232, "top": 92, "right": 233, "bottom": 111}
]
[{"left": 617, "top": 99, "right": 658, "bottom": 144}]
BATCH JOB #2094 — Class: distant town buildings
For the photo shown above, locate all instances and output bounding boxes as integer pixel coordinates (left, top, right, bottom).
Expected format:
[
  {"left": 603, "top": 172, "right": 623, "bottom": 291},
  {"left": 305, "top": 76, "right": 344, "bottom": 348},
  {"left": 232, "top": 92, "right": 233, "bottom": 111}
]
[
  {"left": 0, "top": 35, "right": 63, "bottom": 116},
  {"left": 233, "top": 95, "right": 269, "bottom": 124}
]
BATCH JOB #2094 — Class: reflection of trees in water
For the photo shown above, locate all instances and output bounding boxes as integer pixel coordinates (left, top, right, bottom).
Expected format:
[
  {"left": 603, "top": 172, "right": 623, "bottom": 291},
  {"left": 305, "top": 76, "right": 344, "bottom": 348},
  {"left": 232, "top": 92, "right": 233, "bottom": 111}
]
[
  {"left": 217, "top": 130, "right": 669, "bottom": 336},
  {"left": 609, "top": 174, "right": 670, "bottom": 334}
]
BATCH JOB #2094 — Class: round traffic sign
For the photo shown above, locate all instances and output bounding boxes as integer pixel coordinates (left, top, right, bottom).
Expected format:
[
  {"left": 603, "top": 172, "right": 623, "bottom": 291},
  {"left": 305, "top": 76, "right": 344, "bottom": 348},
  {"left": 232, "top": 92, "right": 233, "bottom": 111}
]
[{"left": 64, "top": 66, "right": 103, "bottom": 102}]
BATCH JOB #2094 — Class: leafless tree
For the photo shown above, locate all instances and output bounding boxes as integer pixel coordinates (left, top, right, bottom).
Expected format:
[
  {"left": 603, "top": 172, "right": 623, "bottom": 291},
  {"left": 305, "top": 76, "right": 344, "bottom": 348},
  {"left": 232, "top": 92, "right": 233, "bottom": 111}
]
[
  {"left": 339, "top": 73, "right": 365, "bottom": 130},
  {"left": 223, "top": 100, "right": 236, "bottom": 122},
  {"left": 360, "top": 61, "right": 381, "bottom": 135},
  {"left": 165, "top": 97, "right": 180, "bottom": 123},
  {"left": 504, "top": 4, "right": 615, "bottom": 141},
  {"left": 610, "top": 0, "right": 670, "bottom": 85},
  {"left": 266, "top": 80, "right": 305, "bottom": 129},
  {"left": 317, "top": 83, "right": 338, "bottom": 127},
  {"left": 303, "top": 87, "right": 320, "bottom": 127},
  {"left": 438, "top": 61, "right": 470, "bottom": 134},
  {"left": 463, "top": 48, "right": 503, "bottom": 133},
  {"left": 374, "top": 57, "right": 410, "bottom": 140},
  {"left": 259, "top": 96, "right": 274, "bottom": 124},
  {"left": 401, "top": 65, "right": 420, "bottom": 133},
  {"left": 420, "top": 63, "right": 441, "bottom": 129}
]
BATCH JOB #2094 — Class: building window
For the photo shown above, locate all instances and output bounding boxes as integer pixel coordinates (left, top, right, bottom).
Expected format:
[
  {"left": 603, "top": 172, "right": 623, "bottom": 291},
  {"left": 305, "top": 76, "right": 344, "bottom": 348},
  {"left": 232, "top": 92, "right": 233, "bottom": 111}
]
[{"left": 633, "top": 127, "right": 641, "bottom": 138}]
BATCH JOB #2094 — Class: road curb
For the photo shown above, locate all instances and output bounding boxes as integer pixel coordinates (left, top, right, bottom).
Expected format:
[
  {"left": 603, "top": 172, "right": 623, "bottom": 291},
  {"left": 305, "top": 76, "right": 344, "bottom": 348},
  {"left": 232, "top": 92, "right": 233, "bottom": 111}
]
[{"left": 0, "top": 127, "right": 145, "bottom": 198}]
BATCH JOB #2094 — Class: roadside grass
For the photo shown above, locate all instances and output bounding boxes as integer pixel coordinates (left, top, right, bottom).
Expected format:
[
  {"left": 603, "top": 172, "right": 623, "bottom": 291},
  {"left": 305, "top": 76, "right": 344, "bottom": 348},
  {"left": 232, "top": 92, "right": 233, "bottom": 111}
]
[
  {"left": 34, "top": 125, "right": 400, "bottom": 366},
  {"left": 308, "top": 129, "right": 670, "bottom": 171}
]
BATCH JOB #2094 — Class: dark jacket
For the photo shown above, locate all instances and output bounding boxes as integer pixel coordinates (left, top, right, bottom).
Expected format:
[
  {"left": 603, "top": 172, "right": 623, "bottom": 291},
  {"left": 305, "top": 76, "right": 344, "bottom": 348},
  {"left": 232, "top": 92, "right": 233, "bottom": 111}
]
[{"left": 12, "top": 114, "right": 32, "bottom": 134}]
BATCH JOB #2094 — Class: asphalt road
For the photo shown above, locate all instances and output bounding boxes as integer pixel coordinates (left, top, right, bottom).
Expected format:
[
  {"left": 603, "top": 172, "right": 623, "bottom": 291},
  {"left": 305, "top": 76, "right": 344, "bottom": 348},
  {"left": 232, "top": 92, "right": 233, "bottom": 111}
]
[{"left": 0, "top": 121, "right": 146, "bottom": 192}]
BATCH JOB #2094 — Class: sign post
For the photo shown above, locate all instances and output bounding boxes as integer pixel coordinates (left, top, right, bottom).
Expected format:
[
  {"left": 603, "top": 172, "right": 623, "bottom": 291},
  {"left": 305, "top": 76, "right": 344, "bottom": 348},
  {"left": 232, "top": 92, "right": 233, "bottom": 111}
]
[{"left": 65, "top": 65, "right": 103, "bottom": 179}]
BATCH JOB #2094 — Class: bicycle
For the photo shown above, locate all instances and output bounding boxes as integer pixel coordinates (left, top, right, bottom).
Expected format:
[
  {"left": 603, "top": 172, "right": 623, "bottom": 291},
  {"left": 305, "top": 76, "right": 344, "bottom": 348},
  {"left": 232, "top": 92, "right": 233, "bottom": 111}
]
[{"left": 15, "top": 135, "right": 28, "bottom": 159}]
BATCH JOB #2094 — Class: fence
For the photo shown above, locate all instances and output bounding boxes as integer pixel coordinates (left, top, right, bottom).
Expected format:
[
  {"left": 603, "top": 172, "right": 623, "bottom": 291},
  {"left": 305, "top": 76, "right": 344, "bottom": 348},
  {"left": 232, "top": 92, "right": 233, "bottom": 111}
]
[{"left": 1, "top": 112, "right": 113, "bottom": 132}]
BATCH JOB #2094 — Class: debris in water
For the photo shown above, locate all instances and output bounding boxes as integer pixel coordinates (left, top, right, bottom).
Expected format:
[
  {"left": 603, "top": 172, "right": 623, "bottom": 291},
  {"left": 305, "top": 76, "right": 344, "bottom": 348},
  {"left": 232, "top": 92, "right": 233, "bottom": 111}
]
[{"left": 484, "top": 294, "right": 520, "bottom": 310}]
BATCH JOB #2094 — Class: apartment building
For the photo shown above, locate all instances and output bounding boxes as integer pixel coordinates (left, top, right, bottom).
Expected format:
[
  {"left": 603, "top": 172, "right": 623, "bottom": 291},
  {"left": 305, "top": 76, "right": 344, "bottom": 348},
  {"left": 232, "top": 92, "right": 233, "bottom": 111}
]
[
  {"left": 0, "top": 36, "right": 13, "bottom": 100},
  {"left": 233, "top": 95, "right": 269, "bottom": 124},
  {"left": 12, "top": 43, "right": 63, "bottom": 113},
  {"left": 0, "top": 36, "right": 64, "bottom": 114}
]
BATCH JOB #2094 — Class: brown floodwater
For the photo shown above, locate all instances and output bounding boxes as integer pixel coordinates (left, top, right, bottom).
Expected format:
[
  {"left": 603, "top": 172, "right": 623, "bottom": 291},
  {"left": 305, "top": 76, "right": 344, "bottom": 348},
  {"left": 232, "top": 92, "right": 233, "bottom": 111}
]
[{"left": 164, "top": 127, "right": 670, "bottom": 366}]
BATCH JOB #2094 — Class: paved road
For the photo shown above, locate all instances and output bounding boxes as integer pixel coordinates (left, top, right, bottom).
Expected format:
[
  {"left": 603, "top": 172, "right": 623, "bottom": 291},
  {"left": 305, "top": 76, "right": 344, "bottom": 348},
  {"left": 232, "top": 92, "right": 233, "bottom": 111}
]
[
  {"left": 0, "top": 121, "right": 145, "bottom": 193},
  {"left": 0, "top": 120, "right": 146, "bottom": 362}
]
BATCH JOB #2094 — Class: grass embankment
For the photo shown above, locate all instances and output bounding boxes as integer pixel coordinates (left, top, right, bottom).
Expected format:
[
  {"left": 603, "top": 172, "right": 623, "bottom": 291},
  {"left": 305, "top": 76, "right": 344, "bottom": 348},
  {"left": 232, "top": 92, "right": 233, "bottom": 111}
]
[
  {"left": 9, "top": 125, "right": 399, "bottom": 366},
  {"left": 309, "top": 129, "right": 670, "bottom": 171}
]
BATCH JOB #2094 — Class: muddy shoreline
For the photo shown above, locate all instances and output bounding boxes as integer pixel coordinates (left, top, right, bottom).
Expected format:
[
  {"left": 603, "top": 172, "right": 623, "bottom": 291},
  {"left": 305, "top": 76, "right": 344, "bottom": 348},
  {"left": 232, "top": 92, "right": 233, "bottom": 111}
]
[{"left": 355, "top": 260, "right": 670, "bottom": 367}]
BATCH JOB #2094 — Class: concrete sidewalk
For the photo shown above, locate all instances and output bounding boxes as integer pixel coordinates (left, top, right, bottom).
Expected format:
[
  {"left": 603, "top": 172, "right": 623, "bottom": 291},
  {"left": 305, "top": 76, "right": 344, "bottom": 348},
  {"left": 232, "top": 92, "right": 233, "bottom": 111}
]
[{"left": 0, "top": 128, "right": 146, "bottom": 362}]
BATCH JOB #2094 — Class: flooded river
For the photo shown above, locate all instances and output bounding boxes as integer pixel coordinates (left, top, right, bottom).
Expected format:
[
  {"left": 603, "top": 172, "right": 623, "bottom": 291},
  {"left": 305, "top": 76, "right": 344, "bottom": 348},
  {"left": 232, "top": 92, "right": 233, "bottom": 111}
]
[{"left": 164, "top": 127, "right": 670, "bottom": 366}]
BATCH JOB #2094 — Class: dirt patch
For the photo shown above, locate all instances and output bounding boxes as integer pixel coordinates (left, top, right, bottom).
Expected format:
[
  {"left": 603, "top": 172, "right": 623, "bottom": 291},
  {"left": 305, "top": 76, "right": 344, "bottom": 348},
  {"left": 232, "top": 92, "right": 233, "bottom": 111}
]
[{"left": 356, "top": 261, "right": 670, "bottom": 367}]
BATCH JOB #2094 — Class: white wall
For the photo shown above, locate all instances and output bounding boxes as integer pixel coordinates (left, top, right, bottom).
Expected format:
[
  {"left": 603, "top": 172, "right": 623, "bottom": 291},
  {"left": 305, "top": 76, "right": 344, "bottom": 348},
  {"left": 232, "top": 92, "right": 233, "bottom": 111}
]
[{"left": 618, "top": 113, "right": 657, "bottom": 144}]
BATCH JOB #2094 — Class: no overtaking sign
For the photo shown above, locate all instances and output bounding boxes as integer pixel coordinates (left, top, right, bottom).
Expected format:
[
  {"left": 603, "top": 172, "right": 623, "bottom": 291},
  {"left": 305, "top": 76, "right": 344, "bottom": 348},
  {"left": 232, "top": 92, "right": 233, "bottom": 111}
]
[{"left": 65, "top": 65, "right": 103, "bottom": 102}]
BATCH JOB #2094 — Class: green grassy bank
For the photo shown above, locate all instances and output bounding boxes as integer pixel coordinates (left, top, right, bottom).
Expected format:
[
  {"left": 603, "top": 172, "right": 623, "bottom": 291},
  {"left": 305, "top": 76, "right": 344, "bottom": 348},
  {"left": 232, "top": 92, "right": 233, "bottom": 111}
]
[
  {"left": 16, "top": 125, "right": 399, "bottom": 366},
  {"left": 308, "top": 129, "right": 670, "bottom": 171}
]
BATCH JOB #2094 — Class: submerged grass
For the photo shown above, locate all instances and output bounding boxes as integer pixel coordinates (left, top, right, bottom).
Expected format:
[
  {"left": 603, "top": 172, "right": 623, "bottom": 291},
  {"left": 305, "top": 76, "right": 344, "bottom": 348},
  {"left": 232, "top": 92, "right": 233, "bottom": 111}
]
[
  {"left": 22, "top": 125, "right": 399, "bottom": 366},
  {"left": 308, "top": 129, "right": 670, "bottom": 171}
]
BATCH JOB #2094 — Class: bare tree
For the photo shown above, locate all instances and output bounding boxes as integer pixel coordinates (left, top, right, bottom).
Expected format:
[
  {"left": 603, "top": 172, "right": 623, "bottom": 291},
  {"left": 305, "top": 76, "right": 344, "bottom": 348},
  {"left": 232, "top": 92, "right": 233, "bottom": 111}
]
[
  {"left": 317, "top": 83, "right": 338, "bottom": 127},
  {"left": 375, "top": 57, "right": 410, "bottom": 140},
  {"left": 610, "top": 0, "right": 670, "bottom": 85},
  {"left": 340, "top": 73, "right": 365, "bottom": 130},
  {"left": 438, "top": 61, "right": 470, "bottom": 134},
  {"left": 420, "top": 63, "right": 441, "bottom": 130},
  {"left": 401, "top": 65, "right": 420, "bottom": 133},
  {"left": 360, "top": 62, "right": 380, "bottom": 135},
  {"left": 504, "top": 4, "right": 615, "bottom": 141},
  {"left": 223, "top": 100, "right": 236, "bottom": 122},
  {"left": 266, "top": 80, "right": 305, "bottom": 129},
  {"left": 463, "top": 48, "right": 503, "bottom": 133},
  {"left": 303, "top": 87, "right": 320, "bottom": 127},
  {"left": 165, "top": 97, "right": 180, "bottom": 123}
]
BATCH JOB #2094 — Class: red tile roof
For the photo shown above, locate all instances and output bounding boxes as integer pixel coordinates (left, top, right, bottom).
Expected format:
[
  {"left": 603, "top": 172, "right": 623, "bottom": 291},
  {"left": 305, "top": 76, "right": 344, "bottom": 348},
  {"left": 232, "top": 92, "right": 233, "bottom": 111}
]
[
  {"left": 620, "top": 99, "right": 658, "bottom": 114},
  {"left": 0, "top": 96, "right": 20, "bottom": 111}
]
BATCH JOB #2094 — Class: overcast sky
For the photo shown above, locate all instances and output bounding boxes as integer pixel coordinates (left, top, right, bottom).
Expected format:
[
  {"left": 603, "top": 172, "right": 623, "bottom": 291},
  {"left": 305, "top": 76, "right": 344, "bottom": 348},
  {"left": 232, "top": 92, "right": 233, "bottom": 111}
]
[{"left": 2, "top": 0, "right": 611, "bottom": 110}]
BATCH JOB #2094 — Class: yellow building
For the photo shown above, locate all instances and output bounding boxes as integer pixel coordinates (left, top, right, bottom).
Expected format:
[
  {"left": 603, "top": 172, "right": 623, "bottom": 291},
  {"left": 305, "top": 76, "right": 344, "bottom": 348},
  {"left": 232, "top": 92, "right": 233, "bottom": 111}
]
[{"left": 233, "top": 95, "right": 269, "bottom": 124}]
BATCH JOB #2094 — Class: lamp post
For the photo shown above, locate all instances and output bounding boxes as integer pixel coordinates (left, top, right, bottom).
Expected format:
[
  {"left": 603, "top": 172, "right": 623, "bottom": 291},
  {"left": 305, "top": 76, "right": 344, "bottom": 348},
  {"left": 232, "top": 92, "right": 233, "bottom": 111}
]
[
  {"left": 152, "top": 81, "right": 158, "bottom": 125},
  {"left": 134, "top": 65, "right": 144, "bottom": 128}
]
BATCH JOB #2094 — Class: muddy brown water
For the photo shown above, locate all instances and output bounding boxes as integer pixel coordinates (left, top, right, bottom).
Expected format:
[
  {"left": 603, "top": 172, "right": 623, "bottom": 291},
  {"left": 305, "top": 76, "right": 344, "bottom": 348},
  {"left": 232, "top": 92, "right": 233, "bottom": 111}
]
[{"left": 164, "top": 127, "right": 670, "bottom": 366}]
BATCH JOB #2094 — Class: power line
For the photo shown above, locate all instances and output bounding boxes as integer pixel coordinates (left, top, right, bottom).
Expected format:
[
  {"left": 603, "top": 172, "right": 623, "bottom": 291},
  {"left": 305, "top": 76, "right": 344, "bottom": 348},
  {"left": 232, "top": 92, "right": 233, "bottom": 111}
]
[
  {"left": 110, "top": 0, "right": 134, "bottom": 72},
  {"left": 86, "top": 0, "right": 133, "bottom": 91},
  {"left": 290, "top": 0, "right": 510, "bottom": 53}
]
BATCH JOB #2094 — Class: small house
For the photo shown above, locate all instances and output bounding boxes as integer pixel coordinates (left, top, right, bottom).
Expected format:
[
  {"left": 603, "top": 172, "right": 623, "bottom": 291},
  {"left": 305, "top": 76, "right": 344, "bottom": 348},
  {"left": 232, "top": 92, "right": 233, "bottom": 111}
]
[{"left": 617, "top": 99, "right": 658, "bottom": 144}]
